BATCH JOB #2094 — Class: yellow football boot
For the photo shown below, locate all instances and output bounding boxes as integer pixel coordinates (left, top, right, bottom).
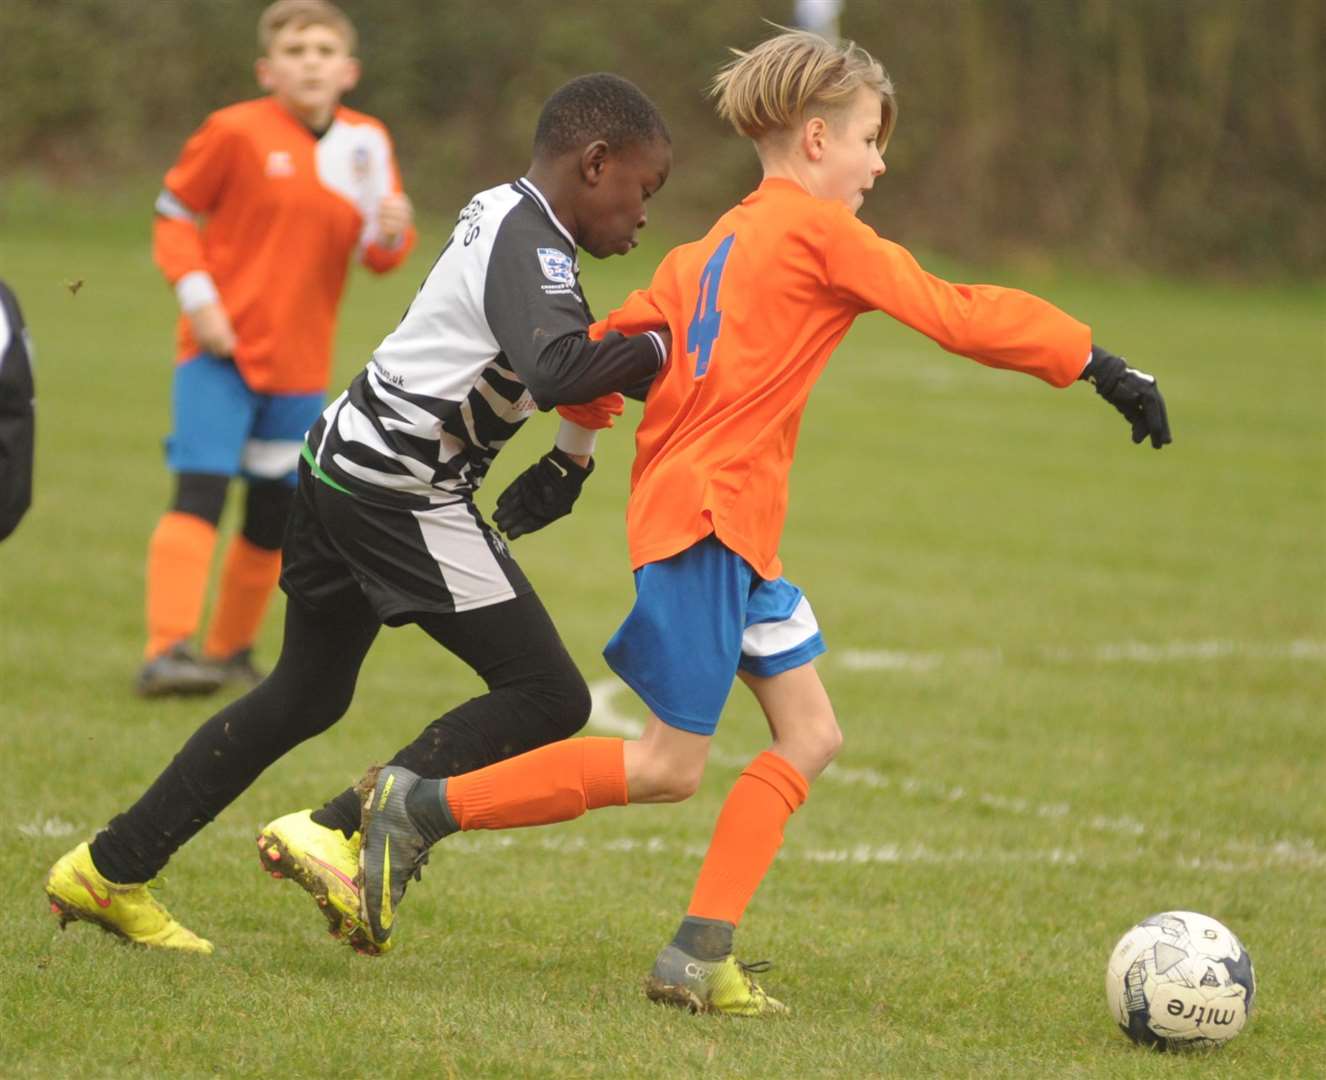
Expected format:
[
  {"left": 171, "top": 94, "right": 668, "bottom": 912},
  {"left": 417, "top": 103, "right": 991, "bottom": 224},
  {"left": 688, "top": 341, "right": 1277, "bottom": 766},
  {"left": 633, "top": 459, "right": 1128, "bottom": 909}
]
[
  {"left": 256, "top": 809, "right": 384, "bottom": 954},
  {"left": 644, "top": 947, "right": 790, "bottom": 1017},
  {"left": 44, "top": 842, "right": 213, "bottom": 954}
]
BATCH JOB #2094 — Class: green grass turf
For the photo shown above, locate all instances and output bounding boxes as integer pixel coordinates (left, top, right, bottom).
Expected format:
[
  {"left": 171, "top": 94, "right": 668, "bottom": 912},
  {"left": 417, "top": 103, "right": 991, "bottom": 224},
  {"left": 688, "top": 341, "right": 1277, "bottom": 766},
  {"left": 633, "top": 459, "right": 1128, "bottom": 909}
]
[{"left": 1, "top": 179, "right": 1323, "bottom": 1078}]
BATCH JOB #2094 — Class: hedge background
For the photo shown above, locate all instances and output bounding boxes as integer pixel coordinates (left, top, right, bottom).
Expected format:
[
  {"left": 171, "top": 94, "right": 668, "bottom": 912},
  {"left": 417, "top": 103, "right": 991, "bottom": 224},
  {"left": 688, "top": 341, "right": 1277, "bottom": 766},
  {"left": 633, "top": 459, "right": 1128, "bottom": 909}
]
[{"left": 2, "top": 0, "right": 1322, "bottom": 274}]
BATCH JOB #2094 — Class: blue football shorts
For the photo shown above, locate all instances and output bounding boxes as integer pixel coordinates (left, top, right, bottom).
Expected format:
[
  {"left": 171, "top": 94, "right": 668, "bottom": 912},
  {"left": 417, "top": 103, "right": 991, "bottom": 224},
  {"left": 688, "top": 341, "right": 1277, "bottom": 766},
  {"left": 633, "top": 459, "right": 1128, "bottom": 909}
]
[
  {"left": 603, "top": 534, "right": 827, "bottom": 736},
  {"left": 165, "top": 353, "right": 324, "bottom": 486}
]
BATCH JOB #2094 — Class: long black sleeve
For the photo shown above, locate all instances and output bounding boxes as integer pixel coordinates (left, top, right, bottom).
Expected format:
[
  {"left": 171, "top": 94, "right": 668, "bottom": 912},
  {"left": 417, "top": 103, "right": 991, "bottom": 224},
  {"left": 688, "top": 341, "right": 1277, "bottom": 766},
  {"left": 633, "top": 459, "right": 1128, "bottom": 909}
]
[
  {"left": 620, "top": 371, "right": 658, "bottom": 402},
  {"left": 521, "top": 327, "right": 664, "bottom": 407},
  {"left": 483, "top": 212, "right": 663, "bottom": 409}
]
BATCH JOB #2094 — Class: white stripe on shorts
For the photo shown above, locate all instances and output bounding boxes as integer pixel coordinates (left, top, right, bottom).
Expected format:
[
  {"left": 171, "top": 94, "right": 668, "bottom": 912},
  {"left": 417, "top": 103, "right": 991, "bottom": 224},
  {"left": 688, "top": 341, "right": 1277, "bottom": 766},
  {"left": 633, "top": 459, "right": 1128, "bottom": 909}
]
[
  {"left": 742, "top": 595, "right": 820, "bottom": 658},
  {"left": 411, "top": 503, "right": 517, "bottom": 612},
  {"left": 241, "top": 438, "right": 302, "bottom": 479}
]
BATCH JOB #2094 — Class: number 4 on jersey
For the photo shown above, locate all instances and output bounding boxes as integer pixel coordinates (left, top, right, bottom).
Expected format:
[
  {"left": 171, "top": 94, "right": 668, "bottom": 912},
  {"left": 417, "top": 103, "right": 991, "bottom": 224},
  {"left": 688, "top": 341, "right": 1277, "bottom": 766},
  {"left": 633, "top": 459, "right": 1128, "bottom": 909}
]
[{"left": 686, "top": 234, "right": 735, "bottom": 379}]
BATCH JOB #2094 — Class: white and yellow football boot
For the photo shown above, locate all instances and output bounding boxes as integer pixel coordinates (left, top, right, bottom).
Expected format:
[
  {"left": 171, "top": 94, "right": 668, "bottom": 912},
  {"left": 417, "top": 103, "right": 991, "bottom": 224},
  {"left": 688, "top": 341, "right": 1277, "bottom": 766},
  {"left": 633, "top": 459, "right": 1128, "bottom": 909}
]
[{"left": 645, "top": 946, "right": 790, "bottom": 1017}]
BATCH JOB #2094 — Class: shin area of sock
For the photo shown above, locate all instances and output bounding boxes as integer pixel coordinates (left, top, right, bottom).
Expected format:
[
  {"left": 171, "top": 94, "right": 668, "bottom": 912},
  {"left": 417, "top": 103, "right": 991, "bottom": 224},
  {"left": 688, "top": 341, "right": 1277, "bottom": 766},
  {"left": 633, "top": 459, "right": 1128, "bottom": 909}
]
[
  {"left": 444, "top": 736, "right": 626, "bottom": 831},
  {"left": 145, "top": 512, "right": 218, "bottom": 658},
  {"left": 685, "top": 750, "right": 809, "bottom": 926},
  {"left": 203, "top": 535, "right": 281, "bottom": 659}
]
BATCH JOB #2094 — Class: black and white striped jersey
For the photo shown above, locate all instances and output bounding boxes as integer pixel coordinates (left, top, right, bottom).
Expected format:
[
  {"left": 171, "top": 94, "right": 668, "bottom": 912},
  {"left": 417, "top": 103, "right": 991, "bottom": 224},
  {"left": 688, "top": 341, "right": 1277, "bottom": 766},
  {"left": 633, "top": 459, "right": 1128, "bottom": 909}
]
[{"left": 306, "top": 177, "right": 665, "bottom": 509}]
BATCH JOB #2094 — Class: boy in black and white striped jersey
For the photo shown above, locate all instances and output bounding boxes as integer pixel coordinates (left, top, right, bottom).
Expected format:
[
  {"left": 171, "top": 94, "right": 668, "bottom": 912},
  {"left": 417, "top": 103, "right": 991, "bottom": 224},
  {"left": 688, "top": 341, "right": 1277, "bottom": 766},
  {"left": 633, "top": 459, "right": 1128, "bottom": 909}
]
[{"left": 44, "top": 74, "right": 672, "bottom": 955}]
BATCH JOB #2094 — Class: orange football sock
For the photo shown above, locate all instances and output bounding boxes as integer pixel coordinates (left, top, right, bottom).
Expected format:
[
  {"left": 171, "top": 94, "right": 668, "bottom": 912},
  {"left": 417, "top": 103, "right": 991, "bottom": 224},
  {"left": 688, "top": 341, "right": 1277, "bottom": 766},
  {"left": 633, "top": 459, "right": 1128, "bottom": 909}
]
[
  {"left": 686, "top": 750, "right": 809, "bottom": 927},
  {"left": 445, "top": 737, "right": 627, "bottom": 831},
  {"left": 203, "top": 535, "right": 282, "bottom": 659},
  {"left": 144, "top": 511, "right": 218, "bottom": 659}
]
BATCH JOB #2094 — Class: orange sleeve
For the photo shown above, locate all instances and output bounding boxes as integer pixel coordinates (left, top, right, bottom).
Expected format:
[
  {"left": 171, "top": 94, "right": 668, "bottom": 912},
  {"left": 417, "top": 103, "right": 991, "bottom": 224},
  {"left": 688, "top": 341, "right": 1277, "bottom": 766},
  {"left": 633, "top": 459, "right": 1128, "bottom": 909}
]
[
  {"left": 362, "top": 229, "right": 416, "bottom": 273},
  {"left": 590, "top": 286, "right": 669, "bottom": 342},
  {"left": 363, "top": 230, "right": 413, "bottom": 273},
  {"left": 825, "top": 212, "right": 1091, "bottom": 387},
  {"left": 153, "top": 216, "right": 206, "bottom": 288},
  {"left": 153, "top": 116, "right": 236, "bottom": 286},
  {"left": 361, "top": 128, "right": 416, "bottom": 273}
]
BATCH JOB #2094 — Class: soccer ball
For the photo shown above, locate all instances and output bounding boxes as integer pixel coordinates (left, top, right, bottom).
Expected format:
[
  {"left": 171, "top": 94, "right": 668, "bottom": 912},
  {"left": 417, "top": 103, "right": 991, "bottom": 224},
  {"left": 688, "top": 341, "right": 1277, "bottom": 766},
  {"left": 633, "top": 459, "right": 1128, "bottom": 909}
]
[{"left": 1105, "top": 911, "right": 1255, "bottom": 1050}]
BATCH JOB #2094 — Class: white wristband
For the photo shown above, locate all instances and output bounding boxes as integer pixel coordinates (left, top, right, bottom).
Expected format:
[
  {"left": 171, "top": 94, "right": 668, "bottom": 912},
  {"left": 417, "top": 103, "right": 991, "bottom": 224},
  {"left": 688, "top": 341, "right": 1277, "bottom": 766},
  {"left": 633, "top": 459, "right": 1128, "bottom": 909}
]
[
  {"left": 555, "top": 418, "right": 598, "bottom": 457},
  {"left": 175, "top": 270, "right": 220, "bottom": 313}
]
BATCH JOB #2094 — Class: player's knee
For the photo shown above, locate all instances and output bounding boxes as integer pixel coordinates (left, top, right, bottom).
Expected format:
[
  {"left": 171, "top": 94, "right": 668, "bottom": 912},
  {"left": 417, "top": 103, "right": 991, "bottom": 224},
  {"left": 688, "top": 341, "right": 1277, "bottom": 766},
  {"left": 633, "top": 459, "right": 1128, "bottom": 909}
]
[
  {"left": 532, "top": 658, "right": 591, "bottom": 740},
  {"left": 640, "top": 754, "right": 705, "bottom": 803},
  {"left": 172, "top": 472, "right": 229, "bottom": 526},
  {"left": 263, "top": 655, "right": 356, "bottom": 737},
  {"left": 288, "top": 686, "right": 354, "bottom": 740},
  {"left": 241, "top": 480, "right": 293, "bottom": 550},
  {"left": 316, "top": 682, "right": 358, "bottom": 729},
  {"left": 808, "top": 711, "right": 844, "bottom": 770},
  {"left": 665, "top": 764, "right": 705, "bottom": 802},
  {"left": 818, "top": 718, "right": 845, "bottom": 767},
  {"left": 559, "top": 668, "right": 593, "bottom": 737},
  {"left": 780, "top": 712, "right": 842, "bottom": 777},
  {"left": 648, "top": 772, "right": 702, "bottom": 804}
]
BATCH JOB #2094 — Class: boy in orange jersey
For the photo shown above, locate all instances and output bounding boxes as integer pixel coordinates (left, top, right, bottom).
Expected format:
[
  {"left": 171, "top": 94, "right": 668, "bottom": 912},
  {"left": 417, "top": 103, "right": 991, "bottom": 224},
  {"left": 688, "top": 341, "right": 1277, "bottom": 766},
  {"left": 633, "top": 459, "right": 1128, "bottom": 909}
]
[
  {"left": 139, "top": 0, "right": 415, "bottom": 697},
  {"left": 352, "top": 31, "right": 1169, "bottom": 1012}
]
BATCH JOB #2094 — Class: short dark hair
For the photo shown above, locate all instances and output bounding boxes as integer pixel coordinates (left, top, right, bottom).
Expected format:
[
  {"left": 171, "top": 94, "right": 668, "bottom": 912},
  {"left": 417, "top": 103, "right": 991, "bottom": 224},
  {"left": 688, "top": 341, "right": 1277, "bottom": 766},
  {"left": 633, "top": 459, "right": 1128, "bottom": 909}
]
[{"left": 533, "top": 74, "right": 671, "bottom": 158}]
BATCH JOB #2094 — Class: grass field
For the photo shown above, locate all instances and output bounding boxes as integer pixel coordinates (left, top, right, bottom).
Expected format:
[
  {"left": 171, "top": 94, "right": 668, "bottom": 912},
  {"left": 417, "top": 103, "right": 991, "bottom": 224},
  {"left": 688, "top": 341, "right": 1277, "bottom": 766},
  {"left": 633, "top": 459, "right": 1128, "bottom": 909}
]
[{"left": 1, "top": 180, "right": 1323, "bottom": 1078}]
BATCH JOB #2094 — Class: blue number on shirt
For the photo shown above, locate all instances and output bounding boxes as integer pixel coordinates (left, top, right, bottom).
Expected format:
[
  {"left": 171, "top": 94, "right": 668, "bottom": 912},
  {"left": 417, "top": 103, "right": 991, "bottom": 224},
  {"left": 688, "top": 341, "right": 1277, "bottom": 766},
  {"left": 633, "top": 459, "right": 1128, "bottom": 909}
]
[{"left": 686, "top": 234, "right": 735, "bottom": 379}]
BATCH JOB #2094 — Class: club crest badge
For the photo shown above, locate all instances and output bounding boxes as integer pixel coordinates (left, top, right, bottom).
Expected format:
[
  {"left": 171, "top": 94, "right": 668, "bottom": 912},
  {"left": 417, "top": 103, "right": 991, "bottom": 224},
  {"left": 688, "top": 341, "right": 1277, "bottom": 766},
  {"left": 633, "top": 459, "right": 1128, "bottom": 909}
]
[
  {"left": 265, "top": 150, "right": 295, "bottom": 178},
  {"left": 352, "top": 145, "right": 373, "bottom": 183},
  {"left": 537, "top": 247, "right": 575, "bottom": 287}
]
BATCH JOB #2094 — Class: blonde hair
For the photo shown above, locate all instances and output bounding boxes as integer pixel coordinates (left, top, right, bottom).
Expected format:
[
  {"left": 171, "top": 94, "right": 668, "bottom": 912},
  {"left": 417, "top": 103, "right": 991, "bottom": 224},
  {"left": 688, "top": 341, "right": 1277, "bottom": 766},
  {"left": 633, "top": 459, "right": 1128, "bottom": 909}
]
[
  {"left": 258, "top": 0, "right": 357, "bottom": 54},
  {"left": 711, "top": 29, "right": 896, "bottom": 149}
]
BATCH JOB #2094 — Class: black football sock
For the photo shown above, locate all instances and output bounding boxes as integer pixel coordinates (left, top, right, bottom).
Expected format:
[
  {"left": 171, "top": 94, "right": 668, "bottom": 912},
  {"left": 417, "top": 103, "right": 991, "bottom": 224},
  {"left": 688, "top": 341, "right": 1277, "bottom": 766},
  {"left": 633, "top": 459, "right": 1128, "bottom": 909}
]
[
  {"left": 404, "top": 778, "right": 458, "bottom": 845},
  {"left": 311, "top": 790, "right": 362, "bottom": 839},
  {"left": 671, "top": 916, "right": 735, "bottom": 961}
]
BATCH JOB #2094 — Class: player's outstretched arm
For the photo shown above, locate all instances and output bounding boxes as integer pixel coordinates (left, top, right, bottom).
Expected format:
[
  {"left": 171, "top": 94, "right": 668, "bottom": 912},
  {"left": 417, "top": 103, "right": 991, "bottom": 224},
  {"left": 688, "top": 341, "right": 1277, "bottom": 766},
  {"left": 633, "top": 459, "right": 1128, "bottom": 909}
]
[
  {"left": 1081, "top": 346, "right": 1172, "bottom": 449},
  {"left": 493, "top": 447, "right": 594, "bottom": 540}
]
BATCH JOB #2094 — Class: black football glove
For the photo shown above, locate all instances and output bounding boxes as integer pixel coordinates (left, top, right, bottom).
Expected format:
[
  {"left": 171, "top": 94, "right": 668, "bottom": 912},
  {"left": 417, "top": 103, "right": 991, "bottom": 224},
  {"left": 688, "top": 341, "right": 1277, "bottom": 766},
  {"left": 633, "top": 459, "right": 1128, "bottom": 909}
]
[
  {"left": 492, "top": 447, "right": 594, "bottom": 540},
  {"left": 1081, "top": 345, "right": 1172, "bottom": 449}
]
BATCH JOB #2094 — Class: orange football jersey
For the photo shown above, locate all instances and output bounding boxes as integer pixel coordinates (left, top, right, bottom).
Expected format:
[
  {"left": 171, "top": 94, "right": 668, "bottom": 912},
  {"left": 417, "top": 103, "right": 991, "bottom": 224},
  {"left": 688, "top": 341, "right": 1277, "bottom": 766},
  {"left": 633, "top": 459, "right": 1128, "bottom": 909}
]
[
  {"left": 595, "top": 177, "right": 1092, "bottom": 579},
  {"left": 153, "top": 97, "right": 415, "bottom": 394}
]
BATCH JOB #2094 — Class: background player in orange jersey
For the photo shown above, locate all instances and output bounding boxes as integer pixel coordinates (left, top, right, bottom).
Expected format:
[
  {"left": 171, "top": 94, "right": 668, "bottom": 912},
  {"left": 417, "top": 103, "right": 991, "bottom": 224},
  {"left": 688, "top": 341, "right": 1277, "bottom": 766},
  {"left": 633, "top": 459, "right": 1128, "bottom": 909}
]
[
  {"left": 138, "top": 0, "right": 415, "bottom": 697},
  {"left": 355, "top": 29, "right": 1171, "bottom": 1014}
]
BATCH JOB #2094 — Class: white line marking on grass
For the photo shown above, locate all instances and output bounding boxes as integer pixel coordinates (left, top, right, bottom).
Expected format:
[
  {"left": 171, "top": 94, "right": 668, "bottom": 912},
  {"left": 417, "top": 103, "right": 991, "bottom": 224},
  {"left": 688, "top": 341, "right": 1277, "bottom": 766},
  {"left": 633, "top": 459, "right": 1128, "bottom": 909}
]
[
  {"left": 585, "top": 677, "right": 1322, "bottom": 860},
  {"left": 839, "top": 638, "right": 1325, "bottom": 672},
  {"left": 838, "top": 648, "right": 998, "bottom": 672},
  {"left": 587, "top": 679, "right": 645, "bottom": 737},
  {"left": 16, "top": 816, "right": 79, "bottom": 838},
  {"left": 30, "top": 818, "right": 1315, "bottom": 875},
  {"left": 435, "top": 832, "right": 1325, "bottom": 873}
]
